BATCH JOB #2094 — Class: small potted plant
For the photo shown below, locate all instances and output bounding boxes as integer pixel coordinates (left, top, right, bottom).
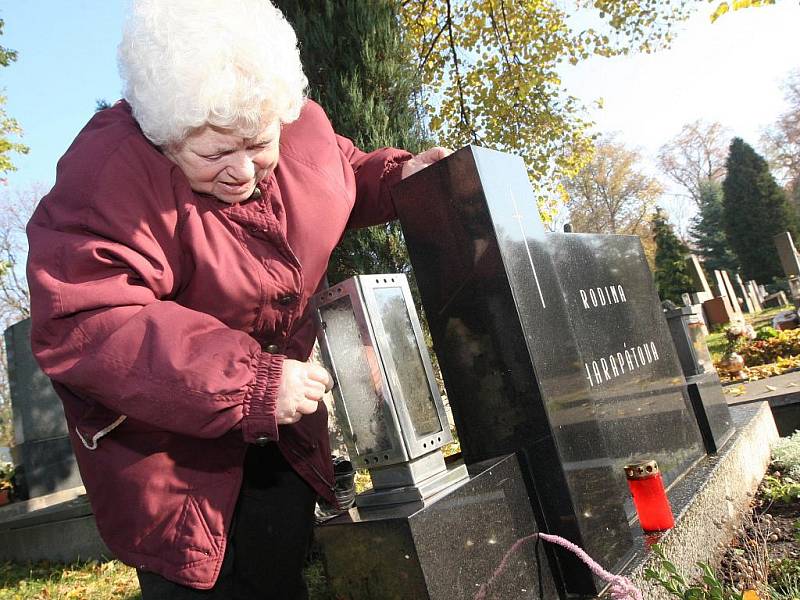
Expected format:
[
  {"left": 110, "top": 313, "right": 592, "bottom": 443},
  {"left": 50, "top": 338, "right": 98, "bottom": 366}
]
[{"left": 0, "top": 461, "right": 14, "bottom": 506}]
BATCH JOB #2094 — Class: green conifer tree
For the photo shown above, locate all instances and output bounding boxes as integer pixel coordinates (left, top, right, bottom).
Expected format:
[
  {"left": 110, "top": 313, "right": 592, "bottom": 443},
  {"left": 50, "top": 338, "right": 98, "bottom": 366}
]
[
  {"left": 274, "top": 0, "right": 426, "bottom": 283},
  {"left": 722, "top": 138, "right": 797, "bottom": 282},
  {"left": 689, "top": 179, "right": 739, "bottom": 273},
  {"left": 652, "top": 208, "right": 693, "bottom": 303}
]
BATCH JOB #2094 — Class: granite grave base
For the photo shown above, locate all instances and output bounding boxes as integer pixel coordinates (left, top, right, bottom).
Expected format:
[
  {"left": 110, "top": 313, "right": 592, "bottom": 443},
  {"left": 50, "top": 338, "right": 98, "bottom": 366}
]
[{"left": 317, "top": 455, "right": 558, "bottom": 600}]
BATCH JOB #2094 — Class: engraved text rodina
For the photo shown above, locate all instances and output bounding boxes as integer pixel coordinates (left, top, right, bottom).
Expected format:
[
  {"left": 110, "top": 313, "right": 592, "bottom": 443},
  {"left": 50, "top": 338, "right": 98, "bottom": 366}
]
[
  {"left": 580, "top": 284, "right": 626, "bottom": 309},
  {"left": 579, "top": 284, "right": 661, "bottom": 387}
]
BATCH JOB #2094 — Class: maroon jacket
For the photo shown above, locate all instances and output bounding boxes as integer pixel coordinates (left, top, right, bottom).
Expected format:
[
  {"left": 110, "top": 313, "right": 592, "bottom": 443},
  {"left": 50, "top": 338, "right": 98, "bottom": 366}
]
[{"left": 26, "top": 100, "right": 411, "bottom": 588}]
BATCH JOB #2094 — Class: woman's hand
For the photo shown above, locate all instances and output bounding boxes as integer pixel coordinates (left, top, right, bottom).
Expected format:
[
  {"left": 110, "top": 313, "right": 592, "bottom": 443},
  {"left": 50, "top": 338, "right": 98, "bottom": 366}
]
[
  {"left": 276, "top": 359, "right": 334, "bottom": 425},
  {"left": 401, "top": 147, "right": 453, "bottom": 180}
]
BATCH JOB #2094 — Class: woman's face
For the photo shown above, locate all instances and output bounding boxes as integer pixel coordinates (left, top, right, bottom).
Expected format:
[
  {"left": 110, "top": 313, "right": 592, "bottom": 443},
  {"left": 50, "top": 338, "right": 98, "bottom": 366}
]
[{"left": 164, "top": 121, "right": 281, "bottom": 204}]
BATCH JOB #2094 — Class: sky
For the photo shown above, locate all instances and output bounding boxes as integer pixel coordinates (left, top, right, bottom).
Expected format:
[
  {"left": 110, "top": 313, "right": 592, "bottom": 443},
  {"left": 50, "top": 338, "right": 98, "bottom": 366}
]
[
  {"left": 1, "top": 1, "right": 799, "bottom": 229},
  {"left": 564, "top": 2, "right": 800, "bottom": 155},
  {"left": 558, "top": 1, "right": 800, "bottom": 232},
  {"left": 2, "top": 2, "right": 125, "bottom": 188}
]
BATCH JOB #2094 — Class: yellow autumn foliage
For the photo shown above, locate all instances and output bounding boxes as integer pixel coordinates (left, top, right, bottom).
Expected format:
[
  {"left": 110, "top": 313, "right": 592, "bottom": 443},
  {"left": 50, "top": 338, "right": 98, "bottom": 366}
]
[
  {"left": 711, "top": 0, "right": 778, "bottom": 23},
  {"left": 398, "top": 0, "right": 696, "bottom": 222}
]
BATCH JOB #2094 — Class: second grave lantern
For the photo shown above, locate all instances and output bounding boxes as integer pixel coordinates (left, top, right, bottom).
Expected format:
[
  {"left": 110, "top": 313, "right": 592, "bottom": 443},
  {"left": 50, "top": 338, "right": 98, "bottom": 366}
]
[{"left": 311, "top": 274, "right": 466, "bottom": 508}]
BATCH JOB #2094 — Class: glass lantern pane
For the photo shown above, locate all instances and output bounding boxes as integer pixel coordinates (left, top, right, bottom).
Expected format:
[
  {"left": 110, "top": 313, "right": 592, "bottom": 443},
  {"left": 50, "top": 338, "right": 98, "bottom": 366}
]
[
  {"left": 372, "top": 287, "right": 441, "bottom": 438},
  {"left": 688, "top": 321, "right": 714, "bottom": 374},
  {"left": 319, "top": 296, "right": 393, "bottom": 456}
]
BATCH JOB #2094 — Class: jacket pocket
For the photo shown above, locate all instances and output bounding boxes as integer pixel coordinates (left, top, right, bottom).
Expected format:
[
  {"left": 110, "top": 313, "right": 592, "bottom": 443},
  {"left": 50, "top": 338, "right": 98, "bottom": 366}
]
[
  {"left": 136, "top": 493, "right": 218, "bottom": 566},
  {"left": 173, "top": 495, "right": 218, "bottom": 562},
  {"left": 74, "top": 401, "right": 126, "bottom": 450}
]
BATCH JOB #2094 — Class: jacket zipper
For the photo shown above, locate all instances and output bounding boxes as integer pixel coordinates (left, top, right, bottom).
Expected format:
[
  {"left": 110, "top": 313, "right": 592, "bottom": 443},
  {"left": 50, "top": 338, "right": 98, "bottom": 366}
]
[{"left": 289, "top": 447, "right": 335, "bottom": 492}]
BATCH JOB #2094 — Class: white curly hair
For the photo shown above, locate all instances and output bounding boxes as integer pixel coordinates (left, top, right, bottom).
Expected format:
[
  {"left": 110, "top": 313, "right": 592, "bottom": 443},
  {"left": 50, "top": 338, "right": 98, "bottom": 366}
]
[{"left": 118, "top": 0, "right": 307, "bottom": 146}]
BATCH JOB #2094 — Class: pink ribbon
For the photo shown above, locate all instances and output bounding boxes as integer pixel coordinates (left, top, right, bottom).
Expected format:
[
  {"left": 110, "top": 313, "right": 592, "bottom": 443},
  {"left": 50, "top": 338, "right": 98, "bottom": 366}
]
[{"left": 473, "top": 532, "right": 643, "bottom": 600}]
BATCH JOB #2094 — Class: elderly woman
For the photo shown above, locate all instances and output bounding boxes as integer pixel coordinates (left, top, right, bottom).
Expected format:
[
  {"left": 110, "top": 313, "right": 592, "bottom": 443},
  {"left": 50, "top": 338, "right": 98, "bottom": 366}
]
[{"left": 26, "top": 1, "right": 447, "bottom": 598}]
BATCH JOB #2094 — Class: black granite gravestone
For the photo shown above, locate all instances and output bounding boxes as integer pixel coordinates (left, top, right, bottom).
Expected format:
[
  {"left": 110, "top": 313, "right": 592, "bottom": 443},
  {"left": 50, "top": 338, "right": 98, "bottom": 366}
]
[
  {"left": 5, "top": 319, "right": 82, "bottom": 498},
  {"left": 392, "top": 146, "right": 706, "bottom": 596}
]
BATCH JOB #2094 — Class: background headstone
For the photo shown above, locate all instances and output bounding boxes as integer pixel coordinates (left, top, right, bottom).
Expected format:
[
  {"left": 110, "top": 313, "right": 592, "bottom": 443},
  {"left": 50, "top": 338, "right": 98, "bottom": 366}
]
[
  {"left": 686, "top": 255, "right": 713, "bottom": 303},
  {"left": 774, "top": 232, "right": 800, "bottom": 277},
  {"left": 715, "top": 270, "right": 744, "bottom": 322},
  {"left": 713, "top": 269, "right": 727, "bottom": 299},
  {"left": 734, "top": 274, "right": 755, "bottom": 313},
  {"left": 720, "top": 271, "right": 741, "bottom": 316},
  {"left": 5, "top": 319, "right": 82, "bottom": 498},
  {"left": 702, "top": 296, "right": 734, "bottom": 326},
  {"left": 745, "top": 280, "right": 763, "bottom": 312}
]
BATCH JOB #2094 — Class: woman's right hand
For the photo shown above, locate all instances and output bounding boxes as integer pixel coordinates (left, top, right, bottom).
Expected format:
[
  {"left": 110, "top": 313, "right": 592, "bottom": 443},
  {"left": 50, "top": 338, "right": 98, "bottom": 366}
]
[{"left": 275, "top": 359, "right": 333, "bottom": 425}]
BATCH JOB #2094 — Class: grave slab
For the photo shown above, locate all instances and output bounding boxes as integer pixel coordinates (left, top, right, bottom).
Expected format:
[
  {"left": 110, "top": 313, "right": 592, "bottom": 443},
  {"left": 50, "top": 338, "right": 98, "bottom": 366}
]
[
  {"left": 0, "top": 486, "right": 109, "bottom": 562},
  {"left": 724, "top": 370, "right": 800, "bottom": 436}
]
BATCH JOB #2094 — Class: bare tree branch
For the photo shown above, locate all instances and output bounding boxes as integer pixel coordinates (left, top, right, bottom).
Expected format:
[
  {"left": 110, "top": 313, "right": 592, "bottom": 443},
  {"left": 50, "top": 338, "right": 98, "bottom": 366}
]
[{"left": 445, "top": 0, "right": 477, "bottom": 143}]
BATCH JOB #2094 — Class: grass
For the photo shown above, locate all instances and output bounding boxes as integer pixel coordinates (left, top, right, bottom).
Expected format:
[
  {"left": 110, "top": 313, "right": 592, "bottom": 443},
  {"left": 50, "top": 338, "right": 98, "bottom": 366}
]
[
  {"left": 707, "top": 329, "right": 727, "bottom": 362},
  {"left": 0, "top": 560, "right": 140, "bottom": 600},
  {"left": 0, "top": 559, "right": 332, "bottom": 599}
]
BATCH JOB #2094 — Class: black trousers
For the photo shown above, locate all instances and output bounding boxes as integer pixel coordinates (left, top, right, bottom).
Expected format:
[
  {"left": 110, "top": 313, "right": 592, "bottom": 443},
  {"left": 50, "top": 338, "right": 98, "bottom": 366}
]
[{"left": 137, "top": 444, "right": 318, "bottom": 600}]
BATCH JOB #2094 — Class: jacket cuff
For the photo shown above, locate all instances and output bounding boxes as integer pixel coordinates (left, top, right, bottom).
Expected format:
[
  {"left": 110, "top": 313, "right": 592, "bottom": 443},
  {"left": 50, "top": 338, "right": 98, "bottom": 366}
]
[{"left": 242, "top": 352, "right": 283, "bottom": 444}]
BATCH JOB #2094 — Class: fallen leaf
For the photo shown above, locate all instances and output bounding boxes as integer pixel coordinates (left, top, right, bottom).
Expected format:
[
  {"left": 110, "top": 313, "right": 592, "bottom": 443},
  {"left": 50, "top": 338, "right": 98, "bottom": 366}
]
[
  {"left": 743, "top": 590, "right": 761, "bottom": 600},
  {"left": 765, "top": 385, "right": 777, "bottom": 391}
]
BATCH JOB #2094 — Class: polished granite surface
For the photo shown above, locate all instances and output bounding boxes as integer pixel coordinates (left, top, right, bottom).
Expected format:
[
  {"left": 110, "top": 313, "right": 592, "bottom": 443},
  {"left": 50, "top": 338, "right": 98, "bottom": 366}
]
[
  {"left": 317, "top": 455, "right": 558, "bottom": 600},
  {"left": 393, "top": 145, "right": 706, "bottom": 595},
  {"left": 686, "top": 372, "right": 734, "bottom": 453}
]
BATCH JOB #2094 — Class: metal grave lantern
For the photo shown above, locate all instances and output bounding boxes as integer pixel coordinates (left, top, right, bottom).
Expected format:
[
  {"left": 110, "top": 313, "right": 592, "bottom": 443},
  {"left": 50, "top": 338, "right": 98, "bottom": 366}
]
[
  {"left": 663, "top": 304, "right": 734, "bottom": 453},
  {"left": 311, "top": 274, "right": 467, "bottom": 508},
  {"left": 663, "top": 305, "right": 715, "bottom": 377}
]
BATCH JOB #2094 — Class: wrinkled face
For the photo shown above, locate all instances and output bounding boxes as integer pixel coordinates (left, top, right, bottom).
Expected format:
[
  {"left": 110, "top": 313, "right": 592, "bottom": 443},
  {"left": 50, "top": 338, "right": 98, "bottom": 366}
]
[{"left": 164, "top": 121, "right": 281, "bottom": 204}]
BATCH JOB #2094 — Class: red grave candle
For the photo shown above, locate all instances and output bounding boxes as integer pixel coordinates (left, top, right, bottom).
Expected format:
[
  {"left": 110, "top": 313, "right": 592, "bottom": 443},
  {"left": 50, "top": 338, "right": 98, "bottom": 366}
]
[{"left": 624, "top": 460, "right": 675, "bottom": 532}]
